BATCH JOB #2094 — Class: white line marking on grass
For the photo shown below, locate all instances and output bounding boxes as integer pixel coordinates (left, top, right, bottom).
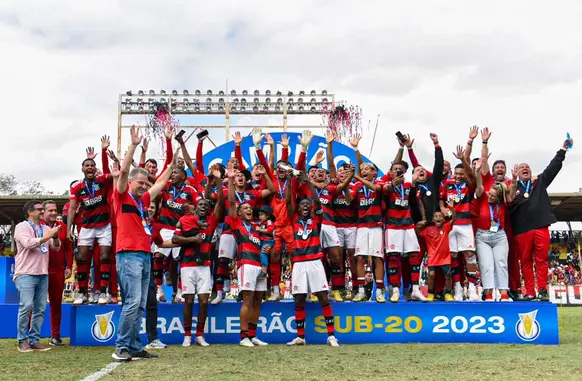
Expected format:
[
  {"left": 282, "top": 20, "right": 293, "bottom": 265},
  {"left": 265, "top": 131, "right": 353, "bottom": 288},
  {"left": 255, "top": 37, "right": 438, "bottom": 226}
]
[{"left": 80, "top": 362, "right": 123, "bottom": 381}]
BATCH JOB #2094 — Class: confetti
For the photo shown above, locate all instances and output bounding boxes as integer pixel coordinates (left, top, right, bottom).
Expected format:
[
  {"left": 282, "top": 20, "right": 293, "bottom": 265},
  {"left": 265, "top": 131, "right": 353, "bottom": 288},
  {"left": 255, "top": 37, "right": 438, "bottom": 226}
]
[{"left": 323, "top": 103, "right": 363, "bottom": 143}]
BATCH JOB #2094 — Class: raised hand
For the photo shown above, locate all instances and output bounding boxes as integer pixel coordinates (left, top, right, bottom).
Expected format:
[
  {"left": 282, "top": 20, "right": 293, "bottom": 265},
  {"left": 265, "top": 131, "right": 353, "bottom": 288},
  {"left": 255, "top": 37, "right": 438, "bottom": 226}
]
[
  {"left": 107, "top": 149, "right": 119, "bottom": 163},
  {"left": 101, "top": 135, "right": 110, "bottom": 150},
  {"left": 430, "top": 133, "right": 439, "bottom": 145},
  {"left": 481, "top": 127, "right": 491, "bottom": 143},
  {"left": 403, "top": 134, "right": 415, "bottom": 148},
  {"left": 141, "top": 138, "right": 149, "bottom": 152},
  {"left": 255, "top": 165, "right": 266, "bottom": 176},
  {"left": 280, "top": 133, "right": 289, "bottom": 148},
  {"left": 315, "top": 149, "right": 325, "bottom": 164},
  {"left": 416, "top": 221, "right": 427, "bottom": 229},
  {"left": 468, "top": 125, "right": 479, "bottom": 140},
  {"left": 453, "top": 145, "right": 464, "bottom": 160},
  {"left": 212, "top": 169, "right": 222, "bottom": 179},
  {"left": 326, "top": 130, "right": 336, "bottom": 144},
  {"left": 563, "top": 137, "right": 574, "bottom": 150},
  {"left": 233, "top": 131, "right": 243, "bottom": 146},
  {"left": 265, "top": 133, "right": 274, "bottom": 145},
  {"left": 110, "top": 161, "right": 121, "bottom": 178},
  {"left": 392, "top": 174, "right": 404, "bottom": 186},
  {"left": 511, "top": 164, "right": 519, "bottom": 180},
  {"left": 86, "top": 147, "right": 96, "bottom": 160},
  {"left": 447, "top": 199, "right": 455, "bottom": 209},
  {"left": 296, "top": 171, "right": 308, "bottom": 182},
  {"left": 474, "top": 158, "right": 483, "bottom": 172},
  {"left": 130, "top": 125, "right": 142, "bottom": 146},
  {"left": 350, "top": 134, "right": 361, "bottom": 148},
  {"left": 227, "top": 162, "right": 236, "bottom": 179},
  {"left": 164, "top": 125, "right": 175, "bottom": 140},
  {"left": 298, "top": 130, "right": 313, "bottom": 149},
  {"left": 251, "top": 128, "right": 263, "bottom": 149}
]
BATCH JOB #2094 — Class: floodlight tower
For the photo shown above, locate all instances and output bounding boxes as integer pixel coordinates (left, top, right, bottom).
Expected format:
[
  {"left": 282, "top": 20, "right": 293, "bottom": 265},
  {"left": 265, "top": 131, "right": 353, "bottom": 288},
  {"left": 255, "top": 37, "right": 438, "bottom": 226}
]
[{"left": 117, "top": 89, "right": 335, "bottom": 156}]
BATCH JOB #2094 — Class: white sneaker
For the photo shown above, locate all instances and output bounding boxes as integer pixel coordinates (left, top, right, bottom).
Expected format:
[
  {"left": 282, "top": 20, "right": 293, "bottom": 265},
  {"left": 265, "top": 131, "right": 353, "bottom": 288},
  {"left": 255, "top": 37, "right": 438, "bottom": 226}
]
[
  {"left": 468, "top": 288, "right": 480, "bottom": 301},
  {"left": 251, "top": 337, "right": 268, "bottom": 346},
  {"left": 287, "top": 337, "right": 306, "bottom": 346},
  {"left": 411, "top": 289, "right": 428, "bottom": 302},
  {"left": 352, "top": 291, "right": 368, "bottom": 302},
  {"left": 210, "top": 292, "right": 223, "bottom": 305},
  {"left": 327, "top": 335, "right": 340, "bottom": 347},
  {"left": 156, "top": 287, "right": 166, "bottom": 303},
  {"left": 98, "top": 293, "right": 109, "bottom": 305},
  {"left": 376, "top": 288, "right": 386, "bottom": 303},
  {"left": 176, "top": 289, "right": 184, "bottom": 303},
  {"left": 240, "top": 338, "right": 254, "bottom": 347},
  {"left": 195, "top": 336, "right": 210, "bottom": 347},
  {"left": 73, "top": 294, "right": 87, "bottom": 306},
  {"left": 267, "top": 292, "right": 282, "bottom": 302},
  {"left": 182, "top": 336, "right": 192, "bottom": 347},
  {"left": 145, "top": 339, "right": 168, "bottom": 349},
  {"left": 453, "top": 283, "right": 463, "bottom": 301},
  {"left": 390, "top": 288, "right": 400, "bottom": 303},
  {"left": 88, "top": 292, "right": 96, "bottom": 304}
]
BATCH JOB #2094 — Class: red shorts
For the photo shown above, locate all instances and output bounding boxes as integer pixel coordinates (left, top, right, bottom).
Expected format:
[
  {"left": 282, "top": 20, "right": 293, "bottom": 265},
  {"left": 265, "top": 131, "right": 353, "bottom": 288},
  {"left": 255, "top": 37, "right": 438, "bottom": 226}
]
[{"left": 273, "top": 225, "right": 294, "bottom": 252}]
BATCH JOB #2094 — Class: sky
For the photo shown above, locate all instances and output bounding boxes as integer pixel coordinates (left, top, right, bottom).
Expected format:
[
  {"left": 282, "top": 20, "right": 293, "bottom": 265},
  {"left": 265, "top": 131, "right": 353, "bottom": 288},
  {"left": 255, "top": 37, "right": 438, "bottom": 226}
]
[{"left": 1, "top": 1, "right": 581, "bottom": 226}]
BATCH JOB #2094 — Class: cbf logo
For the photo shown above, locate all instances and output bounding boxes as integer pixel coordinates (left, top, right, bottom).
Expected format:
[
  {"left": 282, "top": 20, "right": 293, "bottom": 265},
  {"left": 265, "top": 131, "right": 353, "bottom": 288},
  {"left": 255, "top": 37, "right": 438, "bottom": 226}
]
[
  {"left": 91, "top": 311, "right": 116, "bottom": 342},
  {"left": 515, "top": 310, "right": 541, "bottom": 342}
]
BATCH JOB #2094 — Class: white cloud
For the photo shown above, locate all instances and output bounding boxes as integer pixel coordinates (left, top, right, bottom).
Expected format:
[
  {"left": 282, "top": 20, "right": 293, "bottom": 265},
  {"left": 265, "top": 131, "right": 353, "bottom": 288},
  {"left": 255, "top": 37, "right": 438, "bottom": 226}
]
[{"left": 0, "top": 0, "right": 581, "bottom": 205}]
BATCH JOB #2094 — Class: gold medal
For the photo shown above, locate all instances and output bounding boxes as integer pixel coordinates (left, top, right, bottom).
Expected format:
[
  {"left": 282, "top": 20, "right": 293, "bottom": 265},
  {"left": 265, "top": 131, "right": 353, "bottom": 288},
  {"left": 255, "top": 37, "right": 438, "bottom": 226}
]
[
  {"left": 142, "top": 220, "right": 147, "bottom": 226},
  {"left": 524, "top": 193, "right": 529, "bottom": 199}
]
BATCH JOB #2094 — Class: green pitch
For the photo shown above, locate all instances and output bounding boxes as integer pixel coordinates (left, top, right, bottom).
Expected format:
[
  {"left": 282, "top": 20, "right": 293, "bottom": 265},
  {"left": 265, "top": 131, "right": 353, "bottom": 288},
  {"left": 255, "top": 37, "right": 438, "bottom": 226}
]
[{"left": 1, "top": 308, "right": 582, "bottom": 381}]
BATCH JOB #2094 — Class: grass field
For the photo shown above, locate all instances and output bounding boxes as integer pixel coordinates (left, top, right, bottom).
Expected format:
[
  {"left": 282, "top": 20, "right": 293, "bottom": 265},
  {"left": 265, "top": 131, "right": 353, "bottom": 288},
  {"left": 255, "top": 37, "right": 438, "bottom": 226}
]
[{"left": 1, "top": 308, "right": 582, "bottom": 381}]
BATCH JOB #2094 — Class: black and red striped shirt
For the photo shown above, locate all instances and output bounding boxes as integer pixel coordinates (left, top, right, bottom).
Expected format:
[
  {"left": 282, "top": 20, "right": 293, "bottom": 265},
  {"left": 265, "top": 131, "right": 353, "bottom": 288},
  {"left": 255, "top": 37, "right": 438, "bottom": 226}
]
[
  {"left": 174, "top": 214, "right": 218, "bottom": 267},
  {"left": 292, "top": 210, "right": 324, "bottom": 263},
  {"left": 70, "top": 175, "right": 113, "bottom": 228},
  {"left": 385, "top": 182, "right": 414, "bottom": 230},
  {"left": 259, "top": 219, "right": 275, "bottom": 241},
  {"left": 443, "top": 179, "right": 475, "bottom": 226},
  {"left": 228, "top": 216, "right": 262, "bottom": 267},
  {"left": 315, "top": 184, "right": 337, "bottom": 226},
  {"left": 221, "top": 188, "right": 263, "bottom": 234},
  {"left": 333, "top": 184, "right": 357, "bottom": 228},
  {"left": 158, "top": 182, "right": 199, "bottom": 230},
  {"left": 354, "top": 179, "right": 385, "bottom": 228}
]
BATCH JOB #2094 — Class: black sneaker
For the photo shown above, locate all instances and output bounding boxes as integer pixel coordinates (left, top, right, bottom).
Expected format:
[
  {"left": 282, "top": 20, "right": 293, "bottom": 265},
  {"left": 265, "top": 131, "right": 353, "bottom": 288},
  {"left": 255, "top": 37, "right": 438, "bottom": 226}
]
[
  {"left": 132, "top": 350, "right": 159, "bottom": 360},
  {"left": 49, "top": 337, "right": 64, "bottom": 346},
  {"left": 112, "top": 348, "right": 132, "bottom": 362},
  {"left": 522, "top": 294, "right": 536, "bottom": 301},
  {"left": 509, "top": 290, "right": 525, "bottom": 301},
  {"left": 434, "top": 293, "right": 444, "bottom": 301},
  {"left": 537, "top": 288, "right": 550, "bottom": 302}
]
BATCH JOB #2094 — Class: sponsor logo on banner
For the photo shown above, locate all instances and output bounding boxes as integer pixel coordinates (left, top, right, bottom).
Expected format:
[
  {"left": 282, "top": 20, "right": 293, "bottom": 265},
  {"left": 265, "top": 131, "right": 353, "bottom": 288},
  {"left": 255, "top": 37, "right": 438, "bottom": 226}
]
[
  {"left": 91, "top": 311, "right": 115, "bottom": 342},
  {"left": 515, "top": 310, "right": 541, "bottom": 342},
  {"left": 549, "top": 285, "right": 582, "bottom": 305}
]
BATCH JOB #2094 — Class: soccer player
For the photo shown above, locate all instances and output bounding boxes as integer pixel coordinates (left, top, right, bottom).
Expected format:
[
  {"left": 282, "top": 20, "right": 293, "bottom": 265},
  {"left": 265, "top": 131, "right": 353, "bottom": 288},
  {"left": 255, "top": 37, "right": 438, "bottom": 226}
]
[
  {"left": 42, "top": 200, "right": 73, "bottom": 346},
  {"left": 417, "top": 200, "right": 456, "bottom": 302},
  {"left": 508, "top": 136, "right": 573, "bottom": 301},
  {"left": 225, "top": 164, "right": 269, "bottom": 347},
  {"left": 111, "top": 125, "right": 172, "bottom": 361},
  {"left": 285, "top": 171, "right": 339, "bottom": 347},
  {"left": 441, "top": 144, "right": 479, "bottom": 301},
  {"left": 67, "top": 149, "right": 114, "bottom": 305},
  {"left": 173, "top": 169, "right": 224, "bottom": 347}
]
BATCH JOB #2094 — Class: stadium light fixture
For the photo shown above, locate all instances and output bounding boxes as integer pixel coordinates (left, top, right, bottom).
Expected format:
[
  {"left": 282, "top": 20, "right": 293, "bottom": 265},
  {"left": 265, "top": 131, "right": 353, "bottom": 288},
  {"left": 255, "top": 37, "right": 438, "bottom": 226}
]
[
  {"left": 149, "top": 90, "right": 155, "bottom": 95},
  {"left": 254, "top": 90, "right": 259, "bottom": 96},
  {"left": 207, "top": 90, "right": 212, "bottom": 95},
  {"left": 160, "top": 90, "right": 167, "bottom": 95},
  {"left": 242, "top": 90, "right": 248, "bottom": 95},
  {"left": 266, "top": 90, "right": 271, "bottom": 96},
  {"left": 126, "top": 90, "right": 132, "bottom": 96},
  {"left": 195, "top": 90, "right": 201, "bottom": 95},
  {"left": 183, "top": 90, "right": 189, "bottom": 95},
  {"left": 172, "top": 90, "right": 178, "bottom": 95},
  {"left": 230, "top": 90, "right": 236, "bottom": 96}
]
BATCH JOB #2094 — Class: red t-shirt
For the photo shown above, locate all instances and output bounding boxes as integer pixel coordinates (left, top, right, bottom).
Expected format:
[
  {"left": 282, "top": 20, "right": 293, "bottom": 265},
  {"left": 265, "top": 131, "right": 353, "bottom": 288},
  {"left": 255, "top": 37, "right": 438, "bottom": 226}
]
[
  {"left": 70, "top": 175, "right": 113, "bottom": 228},
  {"left": 113, "top": 189, "right": 152, "bottom": 253},
  {"left": 421, "top": 223, "right": 452, "bottom": 267},
  {"left": 475, "top": 195, "right": 506, "bottom": 231}
]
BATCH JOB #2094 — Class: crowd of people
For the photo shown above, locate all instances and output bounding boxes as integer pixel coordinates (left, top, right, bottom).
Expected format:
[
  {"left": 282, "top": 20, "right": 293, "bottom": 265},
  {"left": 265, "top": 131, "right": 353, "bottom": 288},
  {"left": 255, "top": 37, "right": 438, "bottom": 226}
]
[{"left": 11, "top": 124, "right": 573, "bottom": 358}]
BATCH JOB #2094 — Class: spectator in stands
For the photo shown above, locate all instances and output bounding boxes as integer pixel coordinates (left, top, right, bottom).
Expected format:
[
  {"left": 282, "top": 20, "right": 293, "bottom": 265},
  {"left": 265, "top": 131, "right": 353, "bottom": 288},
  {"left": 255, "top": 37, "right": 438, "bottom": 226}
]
[{"left": 13, "top": 200, "right": 62, "bottom": 353}]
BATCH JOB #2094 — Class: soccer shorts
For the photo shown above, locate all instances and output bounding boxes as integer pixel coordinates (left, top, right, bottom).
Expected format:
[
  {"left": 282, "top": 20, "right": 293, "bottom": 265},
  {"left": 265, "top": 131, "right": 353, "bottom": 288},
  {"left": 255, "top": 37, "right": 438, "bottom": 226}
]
[
  {"left": 158, "top": 228, "right": 180, "bottom": 259},
  {"left": 449, "top": 224, "right": 476, "bottom": 253},
  {"left": 78, "top": 223, "right": 112, "bottom": 247},
  {"left": 273, "top": 225, "right": 294, "bottom": 252},
  {"left": 218, "top": 233, "right": 237, "bottom": 260},
  {"left": 320, "top": 224, "right": 340, "bottom": 248},
  {"left": 355, "top": 227, "right": 383, "bottom": 258},
  {"left": 181, "top": 266, "right": 212, "bottom": 295},
  {"left": 337, "top": 227, "right": 357, "bottom": 249},
  {"left": 385, "top": 228, "right": 420, "bottom": 254},
  {"left": 237, "top": 264, "right": 267, "bottom": 292},
  {"left": 291, "top": 259, "right": 329, "bottom": 295}
]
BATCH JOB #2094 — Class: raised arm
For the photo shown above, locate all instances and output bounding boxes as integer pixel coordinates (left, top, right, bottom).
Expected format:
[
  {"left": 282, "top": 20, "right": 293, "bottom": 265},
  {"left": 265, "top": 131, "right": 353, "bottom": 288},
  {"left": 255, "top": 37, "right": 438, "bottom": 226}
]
[
  {"left": 213, "top": 172, "right": 225, "bottom": 221},
  {"left": 176, "top": 134, "right": 197, "bottom": 178},
  {"left": 326, "top": 131, "right": 337, "bottom": 179},
  {"left": 463, "top": 125, "right": 479, "bottom": 166},
  {"left": 336, "top": 164, "right": 355, "bottom": 192},
  {"left": 139, "top": 139, "right": 148, "bottom": 167},
  {"left": 404, "top": 134, "right": 421, "bottom": 168},
  {"left": 233, "top": 131, "right": 246, "bottom": 171},
  {"left": 117, "top": 125, "right": 142, "bottom": 193},
  {"left": 257, "top": 165, "right": 276, "bottom": 198},
  {"left": 280, "top": 134, "right": 290, "bottom": 161},
  {"left": 304, "top": 172, "right": 322, "bottom": 212},
  {"left": 480, "top": 128, "right": 491, "bottom": 176},
  {"left": 430, "top": 133, "right": 443, "bottom": 188},
  {"left": 160, "top": 126, "right": 174, "bottom": 174},
  {"left": 196, "top": 136, "right": 205, "bottom": 174},
  {"left": 508, "top": 164, "right": 518, "bottom": 203},
  {"left": 101, "top": 135, "right": 111, "bottom": 174},
  {"left": 265, "top": 133, "right": 276, "bottom": 172},
  {"left": 474, "top": 159, "right": 484, "bottom": 198},
  {"left": 453, "top": 144, "right": 475, "bottom": 186},
  {"left": 353, "top": 173, "right": 383, "bottom": 193},
  {"left": 227, "top": 165, "right": 237, "bottom": 218},
  {"left": 148, "top": 151, "right": 176, "bottom": 199},
  {"left": 540, "top": 138, "right": 571, "bottom": 188},
  {"left": 285, "top": 172, "right": 295, "bottom": 220},
  {"left": 350, "top": 134, "right": 363, "bottom": 176},
  {"left": 296, "top": 130, "right": 312, "bottom": 171}
]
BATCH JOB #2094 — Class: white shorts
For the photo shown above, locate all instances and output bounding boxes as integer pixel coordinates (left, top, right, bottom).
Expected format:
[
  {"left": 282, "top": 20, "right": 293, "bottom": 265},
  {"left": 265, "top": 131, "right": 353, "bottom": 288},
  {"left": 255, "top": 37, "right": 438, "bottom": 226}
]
[
  {"left": 449, "top": 224, "right": 476, "bottom": 253},
  {"left": 291, "top": 259, "right": 329, "bottom": 295},
  {"left": 237, "top": 264, "right": 267, "bottom": 292},
  {"left": 385, "top": 228, "right": 420, "bottom": 254},
  {"left": 337, "top": 227, "right": 357, "bottom": 249},
  {"left": 218, "top": 233, "right": 237, "bottom": 260},
  {"left": 355, "top": 227, "right": 383, "bottom": 258},
  {"left": 320, "top": 224, "right": 340, "bottom": 248},
  {"left": 78, "top": 223, "right": 112, "bottom": 247},
  {"left": 158, "top": 228, "right": 180, "bottom": 259},
  {"left": 181, "top": 266, "right": 212, "bottom": 295}
]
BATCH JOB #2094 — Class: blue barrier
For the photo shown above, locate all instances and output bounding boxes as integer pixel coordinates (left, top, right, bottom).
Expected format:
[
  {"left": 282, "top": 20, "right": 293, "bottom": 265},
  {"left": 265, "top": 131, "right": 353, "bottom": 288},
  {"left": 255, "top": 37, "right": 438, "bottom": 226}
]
[
  {"left": 70, "top": 301, "right": 558, "bottom": 346},
  {"left": 0, "top": 257, "right": 18, "bottom": 304},
  {"left": 0, "top": 303, "right": 73, "bottom": 339}
]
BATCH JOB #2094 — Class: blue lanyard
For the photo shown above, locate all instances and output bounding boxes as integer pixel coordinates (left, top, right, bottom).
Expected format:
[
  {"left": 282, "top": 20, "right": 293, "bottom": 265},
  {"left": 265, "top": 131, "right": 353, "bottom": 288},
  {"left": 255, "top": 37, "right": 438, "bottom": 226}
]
[
  {"left": 299, "top": 219, "right": 310, "bottom": 233},
  {"left": 242, "top": 221, "right": 252, "bottom": 233},
  {"left": 235, "top": 191, "right": 246, "bottom": 204},
  {"left": 316, "top": 187, "right": 324, "bottom": 198},
  {"left": 277, "top": 179, "right": 288, "bottom": 198},
  {"left": 519, "top": 180, "right": 531, "bottom": 194},
  {"left": 454, "top": 183, "right": 464, "bottom": 198},
  {"left": 489, "top": 203, "right": 499, "bottom": 225},
  {"left": 129, "top": 193, "right": 146, "bottom": 222},
  {"left": 396, "top": 185, "right": 405, "bottom": 200},
  {"left": 418, "top": 184, "right": 430, "bottom": 194},
  {"left": 363, "top": 179, "right": 375, "bottom": 199},
  {"left": 172, "top": 184, "right": 185, "bottom": 202},
  {"left": 84, "top": 180, "right": 96, "bottom": 199},
  {"left": 27, "top": 220, "right": 43, "bottom": 238}
]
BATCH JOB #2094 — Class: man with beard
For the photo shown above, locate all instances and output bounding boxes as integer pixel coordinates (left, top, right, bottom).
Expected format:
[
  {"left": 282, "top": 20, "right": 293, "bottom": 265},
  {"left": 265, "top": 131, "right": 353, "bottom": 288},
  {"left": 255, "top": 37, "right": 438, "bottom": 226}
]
[
  {"left": 173, "top": 169, "right": 224, "bottom": 347},
  {"left": 508, "top": 136, "right": 573, "bottom": 301}
]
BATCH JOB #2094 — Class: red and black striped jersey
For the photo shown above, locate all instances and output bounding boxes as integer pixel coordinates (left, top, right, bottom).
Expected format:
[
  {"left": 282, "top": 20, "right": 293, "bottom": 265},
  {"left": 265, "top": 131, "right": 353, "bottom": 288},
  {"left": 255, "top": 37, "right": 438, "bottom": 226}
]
[
  {"left": 442, "top": 179, "right": 475, "bottom": 226},
  {"left": 70, "top": 175, "right": 113, "bottom": 228},
  {"left": 385, "top": 182, "right": 414, "bottom": 229},
  {"left": 174, "top": 214, "right": 218, "bottom": 268},
  {"left": 220, "top": 188, "right": 263, "bottom": 234},
  {"left": 292, "top": 210, "right": 324, "bottom": 263},
  {"left": 227, "top": 216, "right": 262, "bottom": 267},
  {"left": 333, "top": 184, "right": 357, "bottom": 228},
  {"left": 258, "top": 219, "right": 275, "bottom": 241},
  {"left": 315, "top": 184, "right": 338, "bottom": 226},
  {"left": 354, "top": 179, "right": 385, "bottom": 228},
  {"left": 158, "top": 182, "right": 199, "bottom": 230}
]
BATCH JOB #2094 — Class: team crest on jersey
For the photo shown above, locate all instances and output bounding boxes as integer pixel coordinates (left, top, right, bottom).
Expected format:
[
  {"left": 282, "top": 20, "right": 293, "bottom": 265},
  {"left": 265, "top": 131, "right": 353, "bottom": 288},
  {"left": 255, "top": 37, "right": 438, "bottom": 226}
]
[
  {"left": 180, "top": 193, "right": 187, "bottom": 200},
  {"left": 93, "top": 184, "right": 100, "bottom": 191}
]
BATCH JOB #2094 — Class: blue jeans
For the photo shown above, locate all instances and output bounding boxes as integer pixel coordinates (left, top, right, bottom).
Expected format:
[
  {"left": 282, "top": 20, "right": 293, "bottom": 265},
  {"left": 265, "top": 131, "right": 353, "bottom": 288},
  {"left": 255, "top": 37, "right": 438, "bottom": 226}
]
[
  {"left": 15, "top": 275, "right": 48, "bottom": 344},
  {"left": 260, "top": 240, "right": 274, "bottom": 268},
  {"left": 116, "top": 252, "right": 151, "bottom": 355}
]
